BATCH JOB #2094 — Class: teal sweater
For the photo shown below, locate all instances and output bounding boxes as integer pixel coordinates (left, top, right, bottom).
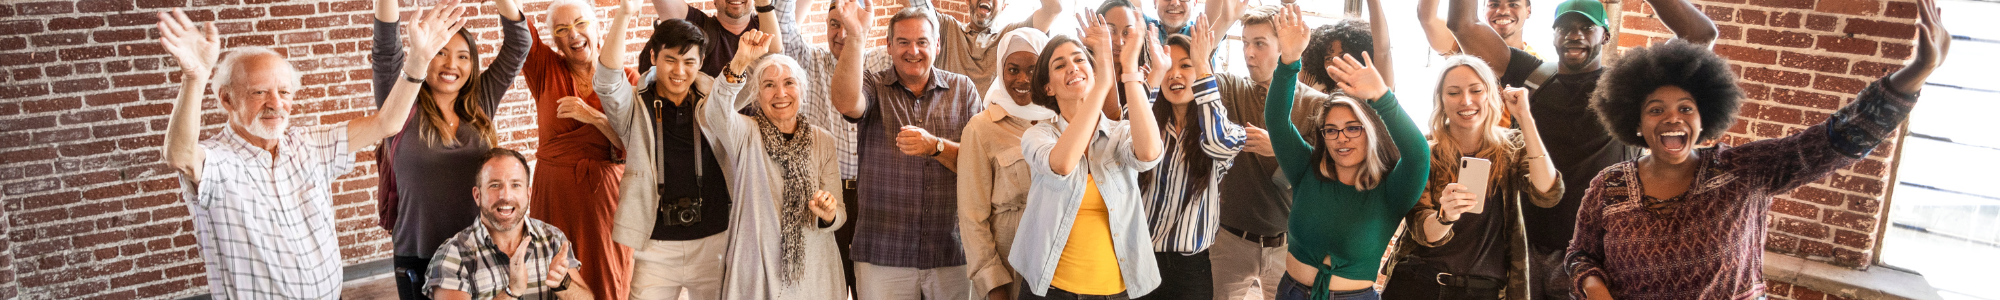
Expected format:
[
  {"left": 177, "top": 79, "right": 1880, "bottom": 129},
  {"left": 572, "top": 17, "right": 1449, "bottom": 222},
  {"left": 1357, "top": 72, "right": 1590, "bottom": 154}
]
[{"left": 1265, "top": 61, "right": 1430, "bottom": 296}]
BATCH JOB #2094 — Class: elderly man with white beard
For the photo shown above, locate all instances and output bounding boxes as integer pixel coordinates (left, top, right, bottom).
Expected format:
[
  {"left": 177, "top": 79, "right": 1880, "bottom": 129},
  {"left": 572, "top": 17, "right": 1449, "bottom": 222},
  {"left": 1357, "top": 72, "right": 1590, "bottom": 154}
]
[{"left": 157, "top": 5, "right": 438, "bottom": 298}]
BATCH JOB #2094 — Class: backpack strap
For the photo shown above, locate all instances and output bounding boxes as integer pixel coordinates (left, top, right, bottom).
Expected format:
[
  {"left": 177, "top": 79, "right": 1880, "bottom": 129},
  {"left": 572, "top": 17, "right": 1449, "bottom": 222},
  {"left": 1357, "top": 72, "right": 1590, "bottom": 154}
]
[{"left": 1523, "top": 60, "right": 1560, "bottom": 90}]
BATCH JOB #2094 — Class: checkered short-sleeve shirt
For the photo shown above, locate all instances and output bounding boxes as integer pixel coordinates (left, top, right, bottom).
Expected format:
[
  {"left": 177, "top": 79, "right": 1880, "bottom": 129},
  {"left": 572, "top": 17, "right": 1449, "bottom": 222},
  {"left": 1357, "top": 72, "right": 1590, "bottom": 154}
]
[{"left": 180, "top": 124, "right": 354, "bottom": 299}]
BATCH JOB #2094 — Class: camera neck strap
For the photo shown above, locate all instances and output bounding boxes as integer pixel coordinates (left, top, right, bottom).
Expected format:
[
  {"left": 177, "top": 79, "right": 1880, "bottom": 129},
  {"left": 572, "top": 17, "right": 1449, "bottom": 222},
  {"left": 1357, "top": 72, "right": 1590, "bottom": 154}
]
[{"left": 652, "top": 95, "right": 704, "bottom": 199}]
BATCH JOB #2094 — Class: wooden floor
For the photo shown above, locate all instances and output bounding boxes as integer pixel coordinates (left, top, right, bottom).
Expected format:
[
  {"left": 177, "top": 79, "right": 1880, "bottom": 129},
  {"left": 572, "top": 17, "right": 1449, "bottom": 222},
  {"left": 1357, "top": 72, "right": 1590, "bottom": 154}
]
[{"left": 341, "top": 274, "right": 398, "bottom": 300}]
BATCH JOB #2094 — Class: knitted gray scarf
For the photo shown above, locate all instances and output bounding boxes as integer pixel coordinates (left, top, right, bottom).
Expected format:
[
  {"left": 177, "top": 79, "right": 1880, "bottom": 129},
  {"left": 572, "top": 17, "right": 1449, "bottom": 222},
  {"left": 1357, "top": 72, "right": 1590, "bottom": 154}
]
[{"left": 754, "top": 115, "right": 817, "bottom": 284}]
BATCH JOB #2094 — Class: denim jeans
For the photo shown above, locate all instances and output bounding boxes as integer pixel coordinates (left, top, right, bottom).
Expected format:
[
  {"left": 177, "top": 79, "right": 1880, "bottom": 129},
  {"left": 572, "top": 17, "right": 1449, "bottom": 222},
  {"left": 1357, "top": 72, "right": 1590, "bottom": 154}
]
[{"left": 1277, "top": 274, "right": 1379, "bottom": 300}]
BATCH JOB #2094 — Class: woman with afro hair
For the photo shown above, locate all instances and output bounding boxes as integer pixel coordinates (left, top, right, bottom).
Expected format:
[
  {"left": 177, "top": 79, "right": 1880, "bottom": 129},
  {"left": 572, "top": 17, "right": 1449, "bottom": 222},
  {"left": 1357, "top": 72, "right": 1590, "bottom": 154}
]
[{"left": 1564, "top": 0, "right": 1951, "bottom": 298}]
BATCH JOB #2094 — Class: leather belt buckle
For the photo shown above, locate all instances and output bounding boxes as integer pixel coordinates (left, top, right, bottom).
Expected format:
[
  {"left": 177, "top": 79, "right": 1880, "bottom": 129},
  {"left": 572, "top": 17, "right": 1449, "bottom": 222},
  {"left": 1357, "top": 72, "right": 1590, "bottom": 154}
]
[
  {"left": 843, "top": 179, "right": 858, "bottom": 190},
  {"left": 1436, "top": 272, "right": 1454, "bottom": 286}
]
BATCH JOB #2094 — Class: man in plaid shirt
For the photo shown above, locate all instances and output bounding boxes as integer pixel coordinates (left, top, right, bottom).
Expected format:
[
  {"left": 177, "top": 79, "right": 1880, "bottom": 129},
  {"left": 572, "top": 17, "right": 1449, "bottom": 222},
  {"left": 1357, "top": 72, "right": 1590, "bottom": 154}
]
[
  {"left": 426, "top": 149, "right": 595, "bottom": 300},
  {"left": 156, "top": 7, "right": 440, "bottom": 298}
]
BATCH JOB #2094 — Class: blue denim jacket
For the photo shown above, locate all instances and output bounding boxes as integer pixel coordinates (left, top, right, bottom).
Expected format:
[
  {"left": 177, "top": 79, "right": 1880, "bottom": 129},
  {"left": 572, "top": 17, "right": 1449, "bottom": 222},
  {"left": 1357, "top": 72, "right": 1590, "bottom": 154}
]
[{"left": 1008, "top": 115, "right": 1164, "bottom": 297}]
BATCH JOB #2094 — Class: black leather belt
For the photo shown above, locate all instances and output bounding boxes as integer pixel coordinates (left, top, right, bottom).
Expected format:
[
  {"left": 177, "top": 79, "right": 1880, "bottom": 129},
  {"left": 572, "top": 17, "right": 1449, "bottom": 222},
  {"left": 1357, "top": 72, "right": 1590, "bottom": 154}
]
[
  {"left": 1434, "top": 272, "right": 1504, "bottom": 290},
  {"left": 1221, "top": 225, "right": 1285, "bottom": 247},
  {"left": 843, "top": 179, "right": 858, "bottom": 191}
]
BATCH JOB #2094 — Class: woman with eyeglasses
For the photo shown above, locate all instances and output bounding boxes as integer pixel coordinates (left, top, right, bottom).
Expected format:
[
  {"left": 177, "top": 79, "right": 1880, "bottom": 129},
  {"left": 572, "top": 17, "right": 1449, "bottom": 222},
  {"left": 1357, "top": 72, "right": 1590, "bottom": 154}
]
[
  {"left": 1260, "top": 5, "right": 1430, "bottom": 300},
  {"left": 1379, "top": 55, "right": 1561, "bottom": 300}
]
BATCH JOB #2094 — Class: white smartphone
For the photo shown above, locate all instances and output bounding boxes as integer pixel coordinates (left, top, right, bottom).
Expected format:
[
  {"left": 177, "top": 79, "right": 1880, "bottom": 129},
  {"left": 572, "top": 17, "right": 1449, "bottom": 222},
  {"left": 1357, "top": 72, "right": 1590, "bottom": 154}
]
[{"left": 1457, "top": 157, "right": 1494, "bottom": 214}]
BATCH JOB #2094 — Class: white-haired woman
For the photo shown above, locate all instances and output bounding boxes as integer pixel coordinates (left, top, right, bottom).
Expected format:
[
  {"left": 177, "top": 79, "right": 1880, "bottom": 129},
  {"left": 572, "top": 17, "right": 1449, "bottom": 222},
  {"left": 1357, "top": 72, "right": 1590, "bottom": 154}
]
[
  {"left": 1380, "top": 55, "right": 1561, "bottom": 300},
  {"left": 957, "top": 27, "right": 1052, "bottom": 300},
  {"left": 1261, "top": 5, "right": 1430, "bottom": 300},
  {"left": 705, "top": 31, "right": 846, "bottom": 300}
]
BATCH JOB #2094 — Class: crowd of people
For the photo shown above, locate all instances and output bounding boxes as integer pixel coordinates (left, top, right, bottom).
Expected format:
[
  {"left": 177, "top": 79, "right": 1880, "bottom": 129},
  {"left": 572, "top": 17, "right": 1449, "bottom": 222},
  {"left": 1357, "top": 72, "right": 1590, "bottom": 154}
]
[{"left": 155, "top": 0, "right": 1953, "bottom": 298}]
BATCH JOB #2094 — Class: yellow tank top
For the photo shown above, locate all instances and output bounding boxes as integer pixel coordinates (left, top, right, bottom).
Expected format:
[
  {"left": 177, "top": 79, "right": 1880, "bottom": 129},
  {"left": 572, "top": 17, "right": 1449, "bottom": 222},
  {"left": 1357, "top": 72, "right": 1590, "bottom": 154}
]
[{"left": 1050, "top": 175, "right": 1126, "bottom": 295}]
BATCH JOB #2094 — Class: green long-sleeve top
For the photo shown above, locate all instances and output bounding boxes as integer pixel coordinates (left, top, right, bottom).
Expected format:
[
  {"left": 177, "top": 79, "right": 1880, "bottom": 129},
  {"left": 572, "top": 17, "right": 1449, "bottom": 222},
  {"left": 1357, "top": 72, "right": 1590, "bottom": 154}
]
[{"left": 1265, "top": 61, "right": 1430, "bottom": 297}]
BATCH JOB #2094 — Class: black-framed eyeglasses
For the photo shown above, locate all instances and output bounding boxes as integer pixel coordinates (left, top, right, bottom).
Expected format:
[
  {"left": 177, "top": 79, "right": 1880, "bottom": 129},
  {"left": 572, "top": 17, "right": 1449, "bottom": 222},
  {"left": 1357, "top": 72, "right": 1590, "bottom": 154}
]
[{"left": 1320, "top": 125, "right": 1365, "bottom": 140}]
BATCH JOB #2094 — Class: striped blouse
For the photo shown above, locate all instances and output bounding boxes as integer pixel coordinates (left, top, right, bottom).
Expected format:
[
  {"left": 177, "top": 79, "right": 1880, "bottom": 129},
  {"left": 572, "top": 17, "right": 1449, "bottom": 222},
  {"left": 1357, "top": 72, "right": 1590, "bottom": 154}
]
[{"left": 1141, "top": 75, "right": 1246, "bottom": 254}]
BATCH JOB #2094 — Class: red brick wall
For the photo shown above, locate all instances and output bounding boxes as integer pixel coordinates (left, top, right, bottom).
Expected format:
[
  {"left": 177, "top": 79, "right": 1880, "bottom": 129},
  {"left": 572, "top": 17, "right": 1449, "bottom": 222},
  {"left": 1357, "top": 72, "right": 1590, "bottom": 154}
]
[
  {"left": 1613, "top": 0, "right": 1916, "bottom": 296},
  {"left": 0, "top": 0, "right": 962, "bottom": 298}
]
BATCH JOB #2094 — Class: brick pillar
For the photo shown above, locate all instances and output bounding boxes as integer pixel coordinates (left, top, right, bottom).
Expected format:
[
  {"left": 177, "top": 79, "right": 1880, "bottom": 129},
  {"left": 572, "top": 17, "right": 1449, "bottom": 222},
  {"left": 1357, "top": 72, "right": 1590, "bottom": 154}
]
[{"left": 1613, "top": 0, "right": 1919, "bottom": 298}]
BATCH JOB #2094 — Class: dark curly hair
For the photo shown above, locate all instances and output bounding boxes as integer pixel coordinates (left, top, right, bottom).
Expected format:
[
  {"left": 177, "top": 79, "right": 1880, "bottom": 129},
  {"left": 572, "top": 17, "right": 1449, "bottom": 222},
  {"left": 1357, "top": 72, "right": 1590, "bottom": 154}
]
[
  {"left": 1301, "top": 20, "right": 1372, "bottom": 90},
  {"left": 637, "top": 19, "right": 706, "bottom": 74},
  {"left": 1590, "top": 40, "right": 1742, "bottom": 148}
]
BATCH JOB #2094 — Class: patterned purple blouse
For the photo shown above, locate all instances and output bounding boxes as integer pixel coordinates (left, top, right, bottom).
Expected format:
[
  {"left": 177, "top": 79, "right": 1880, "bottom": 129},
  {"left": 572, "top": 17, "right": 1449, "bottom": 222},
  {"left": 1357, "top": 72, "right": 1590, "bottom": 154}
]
[{"left": 1565, "top": 78, "right": 1916, "bottom": 300}]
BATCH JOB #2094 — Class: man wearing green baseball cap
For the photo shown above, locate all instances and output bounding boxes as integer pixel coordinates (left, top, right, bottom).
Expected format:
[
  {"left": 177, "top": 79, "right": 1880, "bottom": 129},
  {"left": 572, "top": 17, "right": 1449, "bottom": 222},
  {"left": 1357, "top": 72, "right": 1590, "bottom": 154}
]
[{"left": 1442, "top": 0, "right": 1715, "bottom": 299}]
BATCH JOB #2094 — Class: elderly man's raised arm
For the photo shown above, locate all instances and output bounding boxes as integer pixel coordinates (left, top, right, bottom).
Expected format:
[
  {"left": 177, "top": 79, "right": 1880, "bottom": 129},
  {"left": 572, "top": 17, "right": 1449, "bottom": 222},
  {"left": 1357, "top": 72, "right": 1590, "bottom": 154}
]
[{"left": 159, "top": 9, "right": 218, "bottom": 181}]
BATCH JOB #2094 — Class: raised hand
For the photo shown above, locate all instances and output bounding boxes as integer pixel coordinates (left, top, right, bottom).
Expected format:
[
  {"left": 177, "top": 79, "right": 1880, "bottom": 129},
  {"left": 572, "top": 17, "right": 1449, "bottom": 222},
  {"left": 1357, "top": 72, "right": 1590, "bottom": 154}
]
[
  {"left": 406, "top": 1, "right": 469, "bottom": 64},
  {"left": 1274, "top": 4, "right": 1310, "bottom": 64},
  {"left": 1325, "top": 53, "right": 1388, "bottom": 101},
  {"left": 157, "top": 8, "right": 220, "bottom": 80},
  {"left": 1500, "top": 85, "right": 1530, "bottom": 119},
  {"left": 1189, "top": 14, "right": 1217, "bottom": 74},
  {"left": 556, "top": 96, "right": 609, "bottom": 126},
  {"left": 1888, "top": 0, "right": 1949, "bottom": 95},
  {"left": 1143, "top": 23, "right": 1172, "bottom": 86},
  {"left": 832, "top": 0, "right": 869, "bottom": 37},
  {"left": 613, "top": 0, "right": 639, "bottom": 18},
  {"left": 809, "top": 190, "right": 839, "bottom": 222},
  {"left": 1243, "top": 125, "right": 1275, "bottom": 157},
  {"left": 727, "top": 29, "right": 774, "bottom": 78},
  {"left": 895, "top": 125, "right": 941, "bottom": 156},
  {"left": 1117, "top": 21, "right": 1148, "bottom": 75},
  {"left": 1077, "top": 13, "right": 1113, "bottom": 55}
]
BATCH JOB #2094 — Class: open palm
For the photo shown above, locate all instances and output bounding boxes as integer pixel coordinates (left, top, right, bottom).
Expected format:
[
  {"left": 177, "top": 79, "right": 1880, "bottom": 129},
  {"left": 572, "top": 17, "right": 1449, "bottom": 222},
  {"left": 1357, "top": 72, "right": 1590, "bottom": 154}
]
[
  {"left": 157, "top": 8, "right": 219, "bottom": 79},
  {"left": 406, "top": 1, "right": 468, "bottom": 62}
]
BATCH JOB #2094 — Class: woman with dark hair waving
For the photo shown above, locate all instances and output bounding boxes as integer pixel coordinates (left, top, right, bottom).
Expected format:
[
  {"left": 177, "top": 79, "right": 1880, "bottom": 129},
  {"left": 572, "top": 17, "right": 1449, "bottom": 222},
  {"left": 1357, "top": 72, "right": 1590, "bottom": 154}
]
[
  {"left": 1565, "top": 1, "right": 1951, "bottom": 299},
  {"left": 1138, "top": 16, "right": 1253, "bottom": 299},
  {"left": 1008, "top": 12, "right": 1166, "bottom": 300},
  {"left": 1259, "top": 5, "right": 1431, "bottom": 300},
  {"left": 369, "top": 0, "right": 528, "bottom": 298}
]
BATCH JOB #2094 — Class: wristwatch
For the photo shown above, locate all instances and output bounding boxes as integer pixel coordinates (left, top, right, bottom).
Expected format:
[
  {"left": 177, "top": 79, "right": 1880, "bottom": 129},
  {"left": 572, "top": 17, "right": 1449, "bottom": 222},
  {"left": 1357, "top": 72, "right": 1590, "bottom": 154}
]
[
  {"left": 402, "top": 71, "right": 426, "bottom": 83},
  {"left": 930, "top": 137, "right": 946, "bottom": 157},
  {"left": 503, "top": 285, "right": 523, "bottom": 298}
]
